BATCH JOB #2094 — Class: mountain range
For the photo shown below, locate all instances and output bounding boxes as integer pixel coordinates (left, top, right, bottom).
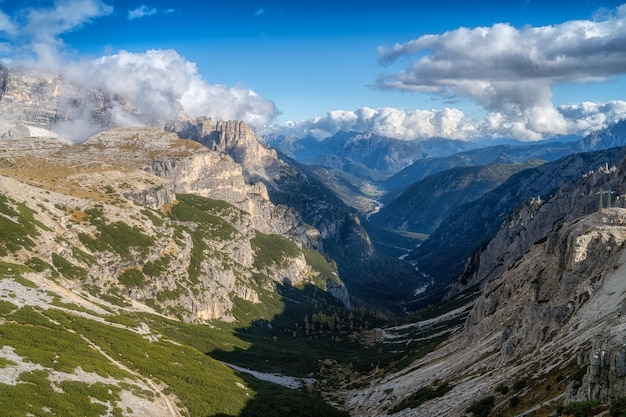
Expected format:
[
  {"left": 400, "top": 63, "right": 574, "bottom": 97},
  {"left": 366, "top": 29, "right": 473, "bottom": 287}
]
[{"left": 2, "top": 64, "right": 626, "bottom": 417}]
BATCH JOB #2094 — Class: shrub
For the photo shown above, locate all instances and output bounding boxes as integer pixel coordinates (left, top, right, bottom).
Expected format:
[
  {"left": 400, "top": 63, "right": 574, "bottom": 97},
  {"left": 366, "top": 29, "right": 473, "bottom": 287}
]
[
  {"left": 513, "top": 378, "right": 527, "bottom": 391},
  {"left": 52, "top": 253, "right": 87, "bottom": 280},
  {"left": 389, "top": 383, "right": 452, "bottom": 413},
  {"left": 251, "top": 231, "right": 300, "bottom": 269},
  {"left": 571, "top": 365, "right": 588, "bottom": 382},
  {"left": 562, "top": 400, "right": 602, "bottom": 417},
  {"left": 495, "top": 384, "right": 509, "bottom": 395},
  {"left": 118, "top": 269, "right": 146, "bottom": 288},
  {"left": 610, "top": 396, "right": 626, "bottom": 416},
  {"left": 465, "top": 396, "right": 495, "bottom": 417}
]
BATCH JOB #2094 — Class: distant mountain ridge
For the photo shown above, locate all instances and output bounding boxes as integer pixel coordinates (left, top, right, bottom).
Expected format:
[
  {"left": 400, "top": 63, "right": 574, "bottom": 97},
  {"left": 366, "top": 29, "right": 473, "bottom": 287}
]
[
  {"left": 265, "top": 131, "right": 482, "bottom": 177},
  {"left": 406, "top": 146, "right": 626, "bottom": 304},
  {"left": 370, "top": 160, "right": 545, "bottom": 234},
  {"left": 383, "top": 141, "right": 575, "bottom": 194}
]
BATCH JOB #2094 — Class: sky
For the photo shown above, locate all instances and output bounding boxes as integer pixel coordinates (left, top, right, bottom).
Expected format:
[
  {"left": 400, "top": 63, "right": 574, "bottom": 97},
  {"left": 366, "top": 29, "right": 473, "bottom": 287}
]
[{"left": 0, "top": 0, "right": 626, "bottom": 141}]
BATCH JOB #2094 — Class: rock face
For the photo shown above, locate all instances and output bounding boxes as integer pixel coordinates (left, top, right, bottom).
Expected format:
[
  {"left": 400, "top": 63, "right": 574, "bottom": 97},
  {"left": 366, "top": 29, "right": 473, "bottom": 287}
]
[
  {"left": 409, "top": 146, "right": 626, "bottom": 291},
  {"left": 466, "top": 208, "right": 626, "bottom": 359},
  {"left": 448, "top": 160, "right": 622, "bottom": 298},
  {"left": 0, "top": 126, "right": 348, "bottom": 323},
  {"left": 577, "top": 119, "right": 626, "bottom": 152},
  {"left": 343, "top": 170, "right": 626, "bottom": 415},
  {"left": 0, "top": 64, "right": 127, "bottom": 138},
  {"left": 167, "top": 115, "right": 279, "bottom": 182}
]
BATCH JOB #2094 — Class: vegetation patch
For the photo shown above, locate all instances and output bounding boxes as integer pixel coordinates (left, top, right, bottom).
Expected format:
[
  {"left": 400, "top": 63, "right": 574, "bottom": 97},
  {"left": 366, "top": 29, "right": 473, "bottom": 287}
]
[
  {"left": 251, "top": 231, "right": 300, "bottom": 269},
  {"left": 465, "top": 396, "right": 495, "bottom": 417},
  {"left": 44, "top": 309, "right": 249, "bottom": 416},
  {"left": 571, "top": 365, "right": 588, "bottom": 382},
  {"left": 561, "top": 400, "right": 603, "bottom": 417},
  {"left": 72, "top": 247, "right": 97, "bottom": 265},
  {"left": 0, "top": 369, "right": 123, "bottom": 417},
  {"left": 0, "top": 299, "right": 18, "bottom": 315},
  {"left": 2, "top": 306, "right": 129, "bottom": 378},
  {"left": 610, "top": 396, "right": 626, "bottom": 416},
  {"left": 118, "top": 268, "right": 146, "bottom": 288},
  {"left": 80, "top": 206, "right": 154, "bottom": 260},
  {"left": 169, "top": 194, "right": 241, "bottom": 283},
  {"left": 0, "top": 261, "right": 38, "bottom": 288},
  {"left": 25, "top": 256, "right": 55, "bottom": 275},
  {"left": 142, "top": 255, "right": 171, "bottom": 277},
  {"left": 389, "top": 382, "right": 452, "bottom": 413},
  {"left": 303, "top": 248, "right": 338, "bottom": 285},
  {"left": 140, "top": 208, "right": 164, "bottom": 227},
  {"left": 0, "top": 195, "right": 42, "bottom": 255},
  {"left": 52, "top": 253, "right": 88, "bottom": 280}
]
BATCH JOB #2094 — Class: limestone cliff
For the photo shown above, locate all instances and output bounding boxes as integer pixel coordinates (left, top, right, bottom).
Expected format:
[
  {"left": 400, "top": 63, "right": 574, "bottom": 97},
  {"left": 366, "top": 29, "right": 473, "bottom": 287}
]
[
  {"left": 0, "top": 126, "right": 347, "bottom": 323},
  {"left": 167, "top": 115, "right": 279, "bottom": 182},
  {"left": 0, "top": 64, "right": 128, "bottom": 138}
]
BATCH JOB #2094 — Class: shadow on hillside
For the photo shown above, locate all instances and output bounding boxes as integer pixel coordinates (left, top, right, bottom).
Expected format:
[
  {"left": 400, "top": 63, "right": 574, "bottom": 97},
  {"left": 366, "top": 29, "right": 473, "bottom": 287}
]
[{"left": 207, "top": 282, "right": 388, "bottom": 417}]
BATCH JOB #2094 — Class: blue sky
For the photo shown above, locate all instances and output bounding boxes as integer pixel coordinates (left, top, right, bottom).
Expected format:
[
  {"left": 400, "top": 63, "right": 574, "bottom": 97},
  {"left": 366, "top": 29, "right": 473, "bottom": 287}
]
[{"left": 1, "top": 0, "right": 626, "bottom": 141}]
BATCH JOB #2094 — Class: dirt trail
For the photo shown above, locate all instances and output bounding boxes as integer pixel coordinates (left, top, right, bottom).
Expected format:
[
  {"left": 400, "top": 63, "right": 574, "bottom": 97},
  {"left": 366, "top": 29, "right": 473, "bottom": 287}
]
[{"left": 76, "top": 332, "right": 182, "bottom": 417}]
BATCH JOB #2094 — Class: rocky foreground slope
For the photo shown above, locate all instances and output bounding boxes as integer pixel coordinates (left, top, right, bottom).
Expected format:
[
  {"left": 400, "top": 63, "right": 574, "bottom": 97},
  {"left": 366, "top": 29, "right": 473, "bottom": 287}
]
[
  {"left": 341, "top": 158, "right": 626, "bottom": 416},
  {"left": 0, "top": 125, "right": 356, "bottom": 416}
]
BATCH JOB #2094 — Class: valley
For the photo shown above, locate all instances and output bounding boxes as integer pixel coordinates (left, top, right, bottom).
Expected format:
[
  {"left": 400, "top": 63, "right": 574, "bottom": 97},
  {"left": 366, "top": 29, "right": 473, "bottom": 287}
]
[{"left": 2, "top": 63, "right": 626, "bottom": 417}]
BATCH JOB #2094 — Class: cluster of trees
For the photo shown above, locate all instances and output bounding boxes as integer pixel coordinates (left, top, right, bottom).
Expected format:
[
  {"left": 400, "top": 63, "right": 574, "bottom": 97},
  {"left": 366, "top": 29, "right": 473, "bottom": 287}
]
[{"left": 294, "top": 305, "right": 390, "bottom": 336}]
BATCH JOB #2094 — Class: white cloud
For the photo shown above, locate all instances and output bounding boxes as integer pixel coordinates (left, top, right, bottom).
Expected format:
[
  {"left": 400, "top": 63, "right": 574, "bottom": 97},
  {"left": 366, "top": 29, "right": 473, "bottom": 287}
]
[
  {"left": 23, "top": 0, "right": 113, "bottom": 42},
  {"left": 128, "top": 5, "right": 158, "bottom": 20},
  {"left": 0, "top": 0, "right": 113, "bottom": 68},
  {"left": 267, "top": 101, "right": 626, "bottom": 142},
  {"left": 0, "top": 10, "right": 17, "bottom": 37},
  {"left": 376, "top": 4, "right": 626, "bottom": 140},
  {"left": 267, "top": 107, "right": 477, "bottom": 140},
  {"left": 58, "top": 49, "right": 278, "bottom": 135},
  {"left": 0, "top": 2, "right": 278, "bottom": 140}
]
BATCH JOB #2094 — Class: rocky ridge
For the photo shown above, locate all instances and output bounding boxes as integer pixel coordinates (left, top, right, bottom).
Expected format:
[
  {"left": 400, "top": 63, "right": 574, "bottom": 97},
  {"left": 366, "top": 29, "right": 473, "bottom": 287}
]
[
  {"left": 342, "top": 199, "right": 626, "bottom": 416},
  {"left": 409, "top": 146, "right": 626, "bottom": 293},
  {"left": 449, "top": 160, "right": 623, "bottom": 298},
  {"left": 167, "top": 115, "right": 280, "bottom": 183},
  {"left": 0, "top": 126, "right": 346, "bottom": 322}
]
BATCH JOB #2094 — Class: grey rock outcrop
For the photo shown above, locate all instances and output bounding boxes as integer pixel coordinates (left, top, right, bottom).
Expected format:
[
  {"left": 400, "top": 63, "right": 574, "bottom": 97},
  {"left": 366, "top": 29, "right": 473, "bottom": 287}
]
[
  {"left": 412, "top": 146, "right": 626, "bottom": 289},
  {"left": 343, "top": 154, "right": 626, "bottom": 415},
  {"left": 448, "top": 159, "right": 623, "bottom": 298},
  {"left": 466, "top": 208, "right": 626, "bottom": 359},
  {"left": 167, "top": 115, "right": 280, "bottom": 182}
]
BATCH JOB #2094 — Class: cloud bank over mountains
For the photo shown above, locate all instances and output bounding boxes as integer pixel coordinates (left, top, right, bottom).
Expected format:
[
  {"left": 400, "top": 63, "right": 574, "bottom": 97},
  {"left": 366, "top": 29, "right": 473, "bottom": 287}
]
[
  {"left": 371, "top": 4, "right": 626, "bottom": 141},
  {"left": 0, "top": 0, "right": 625, "bottom": 142},
  {"left": 0, "top": 0, "right": 278, "bottom": 136}
]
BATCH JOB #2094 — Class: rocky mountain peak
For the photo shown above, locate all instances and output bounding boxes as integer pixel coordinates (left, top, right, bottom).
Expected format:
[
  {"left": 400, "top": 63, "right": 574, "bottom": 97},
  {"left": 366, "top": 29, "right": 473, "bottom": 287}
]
[{"left": 167, "top": 115, "right": 279, "bottom": 182}]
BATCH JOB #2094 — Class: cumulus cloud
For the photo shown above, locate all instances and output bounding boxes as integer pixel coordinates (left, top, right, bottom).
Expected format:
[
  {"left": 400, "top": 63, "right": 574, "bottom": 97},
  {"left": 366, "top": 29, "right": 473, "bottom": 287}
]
[
  {"left": 268, "top": 107, "right": 477, "bottom": 140},
  {"left": 79, "top": 49, "right": 278, "bottom": 126},
  {"left": 376, "top": 4, "right": 626, "bottom": 140},
  {"left": 268, "top": 100, "right": 626, "bottom": 142},
  {"left": 0, "top": 10, "right": 18, "bottom": 37},
  {"left": 0, "top": 1, "right": 278, "bottom": 140},
  {"left": 128, "top": 5, "right": 158, "bottom": 20}
]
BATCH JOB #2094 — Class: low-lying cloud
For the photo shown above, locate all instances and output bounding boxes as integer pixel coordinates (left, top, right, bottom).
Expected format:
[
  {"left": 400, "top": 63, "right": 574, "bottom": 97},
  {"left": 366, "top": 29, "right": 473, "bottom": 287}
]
[
  {"left": 0, "top": 0, "right": 278, "bottom": 141},
  {"left": 375, "top": 4, "right": 626, "bottom": 141},
  {"left": 270, "top": 107, "right": 475, "bottom": 140},
  {"left": 269, "top": 101, "right": 626, "bottom": 141}
]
